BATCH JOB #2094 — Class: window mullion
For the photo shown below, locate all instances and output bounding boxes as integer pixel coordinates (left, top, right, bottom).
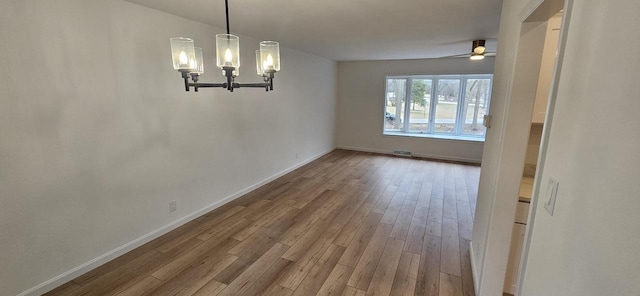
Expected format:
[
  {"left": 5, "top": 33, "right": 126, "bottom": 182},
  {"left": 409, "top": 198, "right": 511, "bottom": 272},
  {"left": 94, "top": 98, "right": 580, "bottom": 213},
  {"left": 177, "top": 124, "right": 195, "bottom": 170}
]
[
  {"left": 456, "top": 79, "right": 467, "bottom": 136},
  {"left": 429, "top": 78, "right": 437, "bottom": 134},
  {"left": 483, "top": 78, "right": 493, "bottom": 137},
  {"left": 404, "top": 78, "right": 412, "bottom": 132}
]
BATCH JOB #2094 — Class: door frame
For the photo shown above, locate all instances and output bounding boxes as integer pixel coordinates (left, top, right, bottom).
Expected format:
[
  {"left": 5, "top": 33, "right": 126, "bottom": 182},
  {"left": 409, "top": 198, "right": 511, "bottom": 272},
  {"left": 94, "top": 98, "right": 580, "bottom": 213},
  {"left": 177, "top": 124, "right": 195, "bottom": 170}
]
[
  {"left": 515, "top": 0, "right": 574, "bottom": 294},
  {"left": 471, "top": 0, "right": 573, "bottom": 294}
]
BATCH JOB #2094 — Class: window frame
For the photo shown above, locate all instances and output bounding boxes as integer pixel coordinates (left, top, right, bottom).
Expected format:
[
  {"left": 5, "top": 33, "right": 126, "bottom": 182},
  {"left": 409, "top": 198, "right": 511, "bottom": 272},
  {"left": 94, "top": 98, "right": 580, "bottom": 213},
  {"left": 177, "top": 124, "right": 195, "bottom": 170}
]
[{"left": 383, "top": 74, "right": 493, "bottom": 141}]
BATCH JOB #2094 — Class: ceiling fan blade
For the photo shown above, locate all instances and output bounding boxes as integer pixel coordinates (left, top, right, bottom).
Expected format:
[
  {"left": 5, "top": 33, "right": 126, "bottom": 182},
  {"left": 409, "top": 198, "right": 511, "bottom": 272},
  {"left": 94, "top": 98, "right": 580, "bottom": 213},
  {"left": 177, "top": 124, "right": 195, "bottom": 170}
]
[
  {"left": 485, "top": 52, "right": 497, "bottom": 56},
  {"left": 439, "top": 53, "right": 470, "bottom": 59}
]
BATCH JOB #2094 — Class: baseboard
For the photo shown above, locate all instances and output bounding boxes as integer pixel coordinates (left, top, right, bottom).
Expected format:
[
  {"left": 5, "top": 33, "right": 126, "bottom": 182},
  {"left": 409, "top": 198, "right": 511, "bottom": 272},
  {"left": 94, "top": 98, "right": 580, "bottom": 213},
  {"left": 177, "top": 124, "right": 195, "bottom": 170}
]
[
  {"left": 469, "top": 240, "right": 480, "bottom": 295},
  {"left": 337, "top": 145, "right": 482, "bottom": 165},
  {"left": 18, "top": 148, "right": 335, "bottom": 296}
]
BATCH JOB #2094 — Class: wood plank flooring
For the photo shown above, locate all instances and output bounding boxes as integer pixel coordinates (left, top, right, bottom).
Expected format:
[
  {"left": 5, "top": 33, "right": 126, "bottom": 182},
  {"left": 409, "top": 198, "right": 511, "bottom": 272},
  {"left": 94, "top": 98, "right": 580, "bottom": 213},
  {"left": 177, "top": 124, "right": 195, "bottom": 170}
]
[{"left": 45, "top": 150, "right": 480, "bottom": 296}]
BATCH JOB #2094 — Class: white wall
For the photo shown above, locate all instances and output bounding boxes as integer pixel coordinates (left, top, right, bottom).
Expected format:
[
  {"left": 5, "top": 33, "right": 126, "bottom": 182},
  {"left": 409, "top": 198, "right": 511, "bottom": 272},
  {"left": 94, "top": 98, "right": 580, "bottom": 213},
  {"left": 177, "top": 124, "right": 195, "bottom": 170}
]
[
  {"left": 469, "top": 0, "right": 537, "bottom": 294},
  {"left": 472, "top": 0, "right": 640, "bottom": 295},
  {"left": 521, "top": 0, "right": 640, "bottom": 294},
  {"left": 336, "top": 58, "right": 494, "bottom": 163},
  {"left": 0, "top": 1, "right": 337, "bottom": 295}
]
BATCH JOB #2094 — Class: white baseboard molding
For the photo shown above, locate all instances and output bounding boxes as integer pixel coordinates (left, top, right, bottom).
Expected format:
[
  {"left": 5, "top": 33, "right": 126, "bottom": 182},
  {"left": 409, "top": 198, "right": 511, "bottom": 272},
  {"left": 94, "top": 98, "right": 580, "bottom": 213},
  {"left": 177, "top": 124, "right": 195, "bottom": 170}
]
[
  {"left": 469, "top": 241, "right": 480, "bottom": 295},
  {"left": 19, "top": 148, "right": 336, "bottom": 296},
  {"left": 337, "top": 145, "right": 482, "bottom": 164}
]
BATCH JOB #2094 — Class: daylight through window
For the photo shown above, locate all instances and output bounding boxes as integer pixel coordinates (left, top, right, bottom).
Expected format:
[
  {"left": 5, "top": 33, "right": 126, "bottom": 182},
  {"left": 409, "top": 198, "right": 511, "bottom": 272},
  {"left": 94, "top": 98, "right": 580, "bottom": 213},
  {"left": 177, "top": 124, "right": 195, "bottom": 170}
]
[{"left": 384, "top": 75, "right": 493, "bottom": 140}]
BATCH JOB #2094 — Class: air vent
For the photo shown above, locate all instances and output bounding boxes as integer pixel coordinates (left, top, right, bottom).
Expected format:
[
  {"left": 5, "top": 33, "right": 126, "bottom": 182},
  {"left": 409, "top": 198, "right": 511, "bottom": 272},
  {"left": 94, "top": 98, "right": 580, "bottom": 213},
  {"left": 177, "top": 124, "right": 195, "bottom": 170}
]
[{"left": 393, "top": 150, "right": 412, "bottom": 157}]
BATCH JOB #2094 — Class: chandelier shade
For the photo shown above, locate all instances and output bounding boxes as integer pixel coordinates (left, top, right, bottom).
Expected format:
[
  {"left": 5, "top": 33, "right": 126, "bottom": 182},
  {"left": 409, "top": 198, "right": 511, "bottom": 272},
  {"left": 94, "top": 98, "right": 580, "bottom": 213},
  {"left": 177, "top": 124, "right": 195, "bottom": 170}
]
[
  {"left": 192, "top": 47, "right": 205, "bottom": 74},
  {"left": 216, "top": 34, "right": 240, "bottom": 71},
  {"left": 170, "top": 37, "right": 196, "bottom": 70},
  {"left": 259, "top": 41, "right": 280, "bottom": 72}
]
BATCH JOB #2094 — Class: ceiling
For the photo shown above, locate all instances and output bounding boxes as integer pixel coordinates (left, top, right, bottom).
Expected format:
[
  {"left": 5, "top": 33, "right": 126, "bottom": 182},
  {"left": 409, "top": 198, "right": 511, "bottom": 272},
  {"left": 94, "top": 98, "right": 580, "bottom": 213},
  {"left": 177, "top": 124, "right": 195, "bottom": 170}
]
[{"left": 127, "top": 0, "right": 503, "bottom": 61}]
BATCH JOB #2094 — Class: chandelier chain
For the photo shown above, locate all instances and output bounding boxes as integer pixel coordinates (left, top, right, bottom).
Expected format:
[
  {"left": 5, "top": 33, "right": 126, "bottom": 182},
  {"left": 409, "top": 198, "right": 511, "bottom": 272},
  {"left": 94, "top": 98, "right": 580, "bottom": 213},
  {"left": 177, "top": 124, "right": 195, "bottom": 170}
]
[{"left": 225, "top": 0, "right": 230, "bottom": 35}]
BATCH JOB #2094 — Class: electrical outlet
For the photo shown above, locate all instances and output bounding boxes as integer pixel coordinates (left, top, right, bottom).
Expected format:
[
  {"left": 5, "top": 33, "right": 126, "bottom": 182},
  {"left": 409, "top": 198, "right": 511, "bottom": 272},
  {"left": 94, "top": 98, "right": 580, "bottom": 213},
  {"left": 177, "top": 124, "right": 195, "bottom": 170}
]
[
  {"left": 169, "top": 201, "right": 177, "bottom": 213},
  {"left": 544, "top": 178, "right": 559, "bottom": 216}
]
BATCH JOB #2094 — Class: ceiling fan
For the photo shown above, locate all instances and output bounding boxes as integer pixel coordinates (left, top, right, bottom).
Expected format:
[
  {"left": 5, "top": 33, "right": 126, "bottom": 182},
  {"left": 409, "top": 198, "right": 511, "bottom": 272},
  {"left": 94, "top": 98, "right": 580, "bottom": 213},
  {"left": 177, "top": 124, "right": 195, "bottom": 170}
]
[{"left": 442, "top": 40, "right": 496, "bottom": 60}]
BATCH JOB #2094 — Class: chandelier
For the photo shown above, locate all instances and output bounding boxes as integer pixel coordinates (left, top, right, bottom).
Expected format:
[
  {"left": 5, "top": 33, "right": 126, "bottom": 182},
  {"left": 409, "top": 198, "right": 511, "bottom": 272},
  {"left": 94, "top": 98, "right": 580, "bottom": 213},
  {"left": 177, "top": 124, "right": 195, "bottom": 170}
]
[{"left": 169, "top": 0, "right": 281, "bottom": 92}]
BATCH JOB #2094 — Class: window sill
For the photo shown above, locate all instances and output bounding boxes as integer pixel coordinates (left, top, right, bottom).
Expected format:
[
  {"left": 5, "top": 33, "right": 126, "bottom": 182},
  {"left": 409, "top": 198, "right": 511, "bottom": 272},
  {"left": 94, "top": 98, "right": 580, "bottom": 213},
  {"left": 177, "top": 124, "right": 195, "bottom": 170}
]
[{"left": 383, "top": 132, "right": 485, "bottom": 143}]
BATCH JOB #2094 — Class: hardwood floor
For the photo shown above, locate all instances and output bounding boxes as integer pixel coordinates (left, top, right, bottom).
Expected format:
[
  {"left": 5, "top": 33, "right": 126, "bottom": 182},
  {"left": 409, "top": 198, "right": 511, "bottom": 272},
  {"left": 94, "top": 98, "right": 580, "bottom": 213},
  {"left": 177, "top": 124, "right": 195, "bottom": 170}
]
[{"left": 45, "top": 150, "right": 480, "bottom": 296}]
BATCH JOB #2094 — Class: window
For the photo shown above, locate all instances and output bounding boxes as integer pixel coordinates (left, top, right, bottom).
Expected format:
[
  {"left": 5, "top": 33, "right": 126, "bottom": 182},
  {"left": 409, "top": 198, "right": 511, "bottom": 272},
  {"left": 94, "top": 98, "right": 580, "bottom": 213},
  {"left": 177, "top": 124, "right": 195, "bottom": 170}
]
[{"left": 384, "top": 74, "right": 493, "bottom": 140}]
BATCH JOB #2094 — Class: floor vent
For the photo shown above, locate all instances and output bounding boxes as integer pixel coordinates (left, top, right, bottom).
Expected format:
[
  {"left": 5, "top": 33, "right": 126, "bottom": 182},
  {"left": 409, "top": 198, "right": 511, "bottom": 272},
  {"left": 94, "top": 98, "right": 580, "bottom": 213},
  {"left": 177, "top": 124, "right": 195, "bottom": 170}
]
[{"left": 393, "top": 150, "right": 412, "bottom": 157}]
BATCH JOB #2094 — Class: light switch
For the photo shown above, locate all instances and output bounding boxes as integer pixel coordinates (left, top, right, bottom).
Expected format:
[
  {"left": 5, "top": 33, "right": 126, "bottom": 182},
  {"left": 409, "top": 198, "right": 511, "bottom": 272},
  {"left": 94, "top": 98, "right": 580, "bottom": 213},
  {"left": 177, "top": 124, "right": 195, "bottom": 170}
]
[
  {"left": 483, "top": 115, "right": 493, "bottom": 128},
  {"left": 544, "top": 177, "right": 559, "bottom": 215}
]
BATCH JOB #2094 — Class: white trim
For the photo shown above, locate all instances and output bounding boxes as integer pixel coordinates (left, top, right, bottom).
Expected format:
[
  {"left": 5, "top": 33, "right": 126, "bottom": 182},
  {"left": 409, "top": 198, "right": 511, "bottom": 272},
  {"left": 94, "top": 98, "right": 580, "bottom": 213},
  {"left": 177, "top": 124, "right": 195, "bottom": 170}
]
[
  {"left": 469, "top": 240, "right": 480, "bottom": 295},
  {"left": 337, "top": 145, "right": 482, "bottom": 164},
  {"left": 382, "top": 132, "right": 485, "bottom": 143},
  {"left": 18, "top": 148, "right": 336, "bottom": 296},
  {"left": 519, "top": 0, "right": 545, "bottom": 21},
  {"left": 476, "top": 0, "right": 547, "bottom": 293},
  {"left": 474, "top": 36, "right": 521, "bottom": 294},
  {"left": 516, "top": 1, "right": 573, "bottom": 295}
]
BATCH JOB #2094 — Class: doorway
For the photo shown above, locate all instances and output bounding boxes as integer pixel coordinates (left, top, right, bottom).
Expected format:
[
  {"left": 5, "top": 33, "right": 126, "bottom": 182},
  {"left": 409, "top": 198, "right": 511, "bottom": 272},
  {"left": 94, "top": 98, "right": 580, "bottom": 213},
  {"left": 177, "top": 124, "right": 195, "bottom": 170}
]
[
  {"left": 513, "top": 1, "right": 573, "bottom": 295},
  {"left": 469, "top": 0, "right": 572, "bottom": 295},
  {"left": 503, "top": 11, "right": 564, "bottom": 296}
]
